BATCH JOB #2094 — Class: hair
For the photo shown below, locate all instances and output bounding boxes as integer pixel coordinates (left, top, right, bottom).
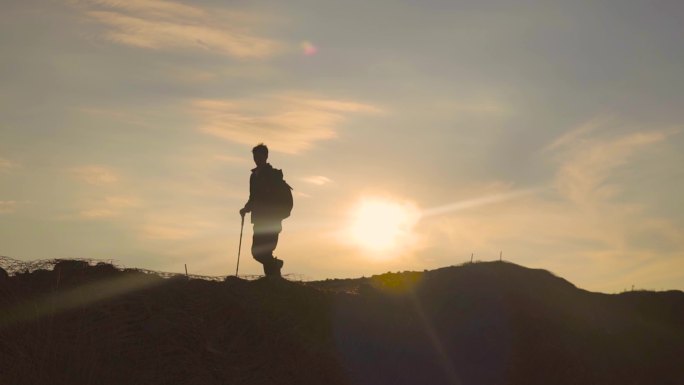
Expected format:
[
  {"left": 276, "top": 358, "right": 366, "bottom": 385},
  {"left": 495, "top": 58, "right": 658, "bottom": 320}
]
[{"left": 252, "top": 143, "right": 268, "bottom": 157}]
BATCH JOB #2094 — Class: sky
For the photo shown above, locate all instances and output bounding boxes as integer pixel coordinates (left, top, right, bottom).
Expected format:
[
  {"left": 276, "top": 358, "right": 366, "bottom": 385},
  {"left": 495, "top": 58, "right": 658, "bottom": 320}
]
[{"left": 1, "top": 0, "right": 683, "bottom": 292}]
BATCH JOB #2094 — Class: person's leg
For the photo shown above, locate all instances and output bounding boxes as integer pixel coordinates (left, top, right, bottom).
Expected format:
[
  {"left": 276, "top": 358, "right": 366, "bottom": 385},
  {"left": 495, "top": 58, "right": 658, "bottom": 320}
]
[
  {"left": 252, "top": 222, "right": 282, "bottom": 276},
  {"left": 268, "top": 221, "right": 283, "bottom": 276},
  {"left": 252, "top": 231, "right": 273, "bottom": 275},
  {"left": 261, "top": 232, "right": 280, "bottom": 276}
]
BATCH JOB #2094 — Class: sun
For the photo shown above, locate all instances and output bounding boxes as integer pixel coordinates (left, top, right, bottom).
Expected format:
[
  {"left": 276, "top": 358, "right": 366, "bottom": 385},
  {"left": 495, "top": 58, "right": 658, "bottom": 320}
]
[{"left": 347, "top": 198, "right": 420, "bottom": 252}]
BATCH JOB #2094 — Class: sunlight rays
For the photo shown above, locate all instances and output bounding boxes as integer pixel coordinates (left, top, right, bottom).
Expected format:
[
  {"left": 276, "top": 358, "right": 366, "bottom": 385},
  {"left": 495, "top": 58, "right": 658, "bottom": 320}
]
[{"left": 0, "top": 274, "right": 163, "bottom": 330}]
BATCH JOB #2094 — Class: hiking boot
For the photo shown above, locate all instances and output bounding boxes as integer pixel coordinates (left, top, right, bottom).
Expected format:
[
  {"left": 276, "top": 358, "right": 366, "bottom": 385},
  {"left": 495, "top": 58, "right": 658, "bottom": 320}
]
[
  {"left": 273, "top": 257, "right": 284, "bottom": 277},
  {"left": 263, "top": 257, "right": 284, "bottom": 277}
]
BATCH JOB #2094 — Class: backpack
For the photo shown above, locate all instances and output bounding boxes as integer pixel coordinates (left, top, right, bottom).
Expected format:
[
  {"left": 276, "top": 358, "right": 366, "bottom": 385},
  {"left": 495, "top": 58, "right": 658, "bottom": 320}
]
[{"left": 269, "top": 169, "right": 294, "bottom": 220}]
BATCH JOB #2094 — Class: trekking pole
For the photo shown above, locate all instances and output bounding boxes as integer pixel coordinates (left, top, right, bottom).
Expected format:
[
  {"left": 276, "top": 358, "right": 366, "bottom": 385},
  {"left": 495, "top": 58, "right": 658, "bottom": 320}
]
[{"left": 235, "top": 214, "right": 245, "bottom": 276}]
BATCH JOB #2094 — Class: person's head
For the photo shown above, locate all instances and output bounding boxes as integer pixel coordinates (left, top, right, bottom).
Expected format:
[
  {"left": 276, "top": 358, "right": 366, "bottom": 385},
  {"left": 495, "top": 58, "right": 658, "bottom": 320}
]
[{"left": 252, "top": 143, "right": 268, "bottom": 166}]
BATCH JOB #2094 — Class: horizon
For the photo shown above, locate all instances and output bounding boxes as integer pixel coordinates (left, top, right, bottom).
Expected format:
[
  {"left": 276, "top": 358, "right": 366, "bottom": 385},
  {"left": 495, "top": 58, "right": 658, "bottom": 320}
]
[
  {"left": 1, "top": 0, "right": 683, "bottom": 292},
  {"left": 0, "top": 256, "right": 672, "bottom": 296}
]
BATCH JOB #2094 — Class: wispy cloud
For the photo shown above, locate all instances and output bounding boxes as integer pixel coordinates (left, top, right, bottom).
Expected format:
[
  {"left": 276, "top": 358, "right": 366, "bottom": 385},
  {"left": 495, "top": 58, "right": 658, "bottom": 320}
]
[
  {"left": 0, "top": 157, "right": 18, "bottom": 173},
  {"left": 213, "top": 154, "right": 248, "bottom": 164},
  {"left": 280, "top": 97, "right": 381, "bottom": 113},
  {"left": 450, "top": 98, "right": 511, "bottom": 116},
  {"left": 421, "top": 188, "right": 542, "bottom": 218},
  {"left": 79, "top": 195, "right": 140, "bottom": 219},
  {"left": 0, "top": 201, "right": 18, "bottom": 214},
  {"left": 545, "top": 116, "right": 615, "bottom": 152},
  {"left": 301, "top": 175, "right": 332, "bottom": 186},
  {"left": 543, "top": 121, "right": 681, "bottom": 272},
  {"left": 73, "top": 0, "right": 281, "bottom": 58},
  {"left": 141, "top": 224, "right": 198, "bottom": 240},
  {"left": 549, "top": 119, "right": 674, "bottom": 206},
  {"left": 137, "top": 203, "right": 222, "bottom": 241},
  {"left": 70, "top": 165, "right": 120, "bottom": 186},
  {"left": 420, "top": 95, "right": 513, "bottom": 119},
  {"left": 193, "top": 94, "right": 381, "bottom": 154},
  {"left": 76, "top": 107, "right": 157, "bottom": 128},
  {"left": 414, "top": 118, "right": 682, "bottom": 291},
  {"left": 140, "top": 217, "right": 217, "bottom": 241}
]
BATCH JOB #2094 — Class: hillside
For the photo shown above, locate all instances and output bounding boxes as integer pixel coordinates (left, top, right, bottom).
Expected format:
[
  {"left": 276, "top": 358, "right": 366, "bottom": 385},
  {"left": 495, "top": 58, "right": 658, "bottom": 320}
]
[{"left": 1, "top": 259, "right": 683, "bottom": 385}]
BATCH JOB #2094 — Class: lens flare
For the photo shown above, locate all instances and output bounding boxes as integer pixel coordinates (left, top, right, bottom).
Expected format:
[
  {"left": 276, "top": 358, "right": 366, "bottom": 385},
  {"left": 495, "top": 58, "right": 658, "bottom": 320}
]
[{"left": 301, "top": 41, "right": 318, "bottom": 56}]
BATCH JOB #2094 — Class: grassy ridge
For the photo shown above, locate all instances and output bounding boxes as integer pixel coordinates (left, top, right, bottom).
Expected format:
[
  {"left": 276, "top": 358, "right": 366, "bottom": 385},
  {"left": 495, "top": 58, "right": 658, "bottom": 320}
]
[{"left": 1, "top": 260, "right": 683, "bottom": 385}]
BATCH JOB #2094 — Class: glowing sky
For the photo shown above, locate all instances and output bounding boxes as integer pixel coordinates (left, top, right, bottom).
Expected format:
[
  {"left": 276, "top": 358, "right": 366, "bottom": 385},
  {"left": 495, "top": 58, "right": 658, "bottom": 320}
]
[{"left": 2, "top": 0, "right": 683, "bottom": 292}]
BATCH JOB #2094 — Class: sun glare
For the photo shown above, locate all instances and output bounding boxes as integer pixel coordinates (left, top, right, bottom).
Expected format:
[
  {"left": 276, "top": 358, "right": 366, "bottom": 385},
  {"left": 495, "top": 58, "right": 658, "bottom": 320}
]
[{"left": 348, "top": 198, "right": 420, "bottom": 253}]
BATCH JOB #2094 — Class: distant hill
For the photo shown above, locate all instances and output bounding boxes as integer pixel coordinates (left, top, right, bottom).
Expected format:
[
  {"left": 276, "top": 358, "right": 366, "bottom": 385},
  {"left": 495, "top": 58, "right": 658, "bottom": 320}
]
[{"left": 1, "top": 260, "right": 682, "bottom": 385}]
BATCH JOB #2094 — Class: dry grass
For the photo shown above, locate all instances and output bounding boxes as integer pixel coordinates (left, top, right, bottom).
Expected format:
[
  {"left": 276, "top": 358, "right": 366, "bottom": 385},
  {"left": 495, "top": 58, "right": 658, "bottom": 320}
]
[
  {"left": 2, "top": 258, "right": 683, "bottom": 385},
  {"left": 0, "top": 258, "right": 346, "bottom": 385}
]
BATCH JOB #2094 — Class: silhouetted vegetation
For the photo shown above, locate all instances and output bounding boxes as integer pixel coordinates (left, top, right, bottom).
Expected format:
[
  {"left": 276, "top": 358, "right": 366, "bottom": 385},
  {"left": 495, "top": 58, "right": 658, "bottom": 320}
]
[{"left": 1, "top": 260, "right": 682, "bottom": 384}]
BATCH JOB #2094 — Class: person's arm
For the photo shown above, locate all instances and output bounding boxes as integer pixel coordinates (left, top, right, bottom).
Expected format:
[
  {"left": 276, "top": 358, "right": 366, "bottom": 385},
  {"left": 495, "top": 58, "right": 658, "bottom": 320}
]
[{"left": 240, "top": 173, "right": 255, "bottom": 216}]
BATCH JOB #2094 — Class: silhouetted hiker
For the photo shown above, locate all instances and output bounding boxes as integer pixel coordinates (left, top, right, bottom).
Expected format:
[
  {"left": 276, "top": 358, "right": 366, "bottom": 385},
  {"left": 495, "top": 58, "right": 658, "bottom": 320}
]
[{"left": 239, "top": 143, "right": 293, "bottom": 277}]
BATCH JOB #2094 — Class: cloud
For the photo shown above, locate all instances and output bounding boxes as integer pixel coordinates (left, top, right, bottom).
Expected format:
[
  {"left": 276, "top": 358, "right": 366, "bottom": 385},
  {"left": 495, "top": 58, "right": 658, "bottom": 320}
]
[
  {"left": 544, "top": 116, "right": 614, "bottom": 152},
  {"left": 141, "top": 224, "right": 198, "bottom": 240},
  {"left": 213, "top": 154, "right": 248, "bottom": 164},
  {"left": 295, "top": 191, "right": 311, "bottom": 198},
  {"left": 79, "top": 195, "right": 140, "bottom": 219},
  {"left": 76, "top": 107, "right": 157, "bottom": 128},
  {"left": 417, "top": 95, "right": 513, "bottom": 120},
  {"left": 300, "top": 176, "right": 332, "bottom": 186},
  {"left": 280, "top": 96, "right": 381, "bottom": 113},
  {"left": 0, "top": 157, "right": 18, "bottom": 173},
  {"left": 544, "top": 120, "right": 677, "bottom": 250},
  {"left": 80, "top": 0, "right": 205, "bottom": 18},
  {"left": 420, "top": 188, "right": 542, "bottom": 218},
  {"left": 73, "top": 0, "right": 281, "bottom": 58},
  {"left": 417, "top": 180, "right": 683, "bottom": 292},
  {"left": 79, "top": 209, "right": 118, "bottom": 219},
  {"left": 412, "top": 118, "right": 682, "bottom": 291},
  {"left": 549, "top": 119, "right": 672, "bottom": 206},
  {"left": 193, "top": 95, "right": 381, "bottom": 154},
  {"left": 140, "top": 216, "right": 216, "bottom": 241},
  {"left": 136, "top": 202, "right": 223, "bottom": 241},
  {"left": 450, "top": 99, "right": 512, "bottom": 116},
  {"left": 70, "top": 165, "right": 120, "bottom": 186},
  {"left": 0, "top": 201, "right": 18, "bottom": 214}
]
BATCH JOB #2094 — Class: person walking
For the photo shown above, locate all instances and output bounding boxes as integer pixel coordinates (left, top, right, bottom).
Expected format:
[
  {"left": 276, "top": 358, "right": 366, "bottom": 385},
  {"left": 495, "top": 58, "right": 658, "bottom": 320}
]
[{"left": 239, "top": 143, "right": 292, "bottom": 277}]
